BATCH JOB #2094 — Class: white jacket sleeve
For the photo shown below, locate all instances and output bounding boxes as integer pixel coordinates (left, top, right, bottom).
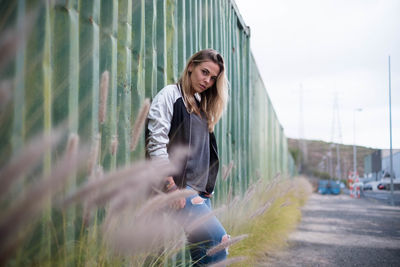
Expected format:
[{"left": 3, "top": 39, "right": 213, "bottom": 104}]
[{"left": 146, "top": 85, "right": 176, "bottom": 159}]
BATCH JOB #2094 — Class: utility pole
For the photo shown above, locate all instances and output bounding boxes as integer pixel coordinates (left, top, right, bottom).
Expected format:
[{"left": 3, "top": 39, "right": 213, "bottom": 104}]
[
  {"left": 353, "top": 108, "right": 362, "bottom": 180},
  {"left": 331, "top": 93, "right": 343, "bottom": 179},
  {"left": 388, "top": 55, "right": 394, "bottom": 206},
  {"left": 336, "top": 144, "right": 341, "bottom": 179}
]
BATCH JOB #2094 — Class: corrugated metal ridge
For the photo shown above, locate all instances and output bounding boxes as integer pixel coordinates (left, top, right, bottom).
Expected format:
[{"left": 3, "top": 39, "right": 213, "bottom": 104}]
[
  {"left": 250, "top": 52, "right": 286, "bottom": 133},
  {"left": 230, "top": 0, "right": 250, "bottom": 36}
]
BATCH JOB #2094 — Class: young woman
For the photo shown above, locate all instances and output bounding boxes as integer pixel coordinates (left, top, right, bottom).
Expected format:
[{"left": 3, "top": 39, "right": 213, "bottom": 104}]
[{"left": 146, "top": 49, "right": 229, "bottom": 265}]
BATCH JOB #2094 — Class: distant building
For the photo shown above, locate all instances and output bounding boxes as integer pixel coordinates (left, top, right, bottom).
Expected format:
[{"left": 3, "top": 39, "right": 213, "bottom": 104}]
[
  {"left": 382, "top": 151, "right": 400, "bottom": 179},
  {"left": 364, "top": 150, "right": 382, "bottom": 180},
  {"left": 364, "top": 149, "right": 400, "bottom": 180}
]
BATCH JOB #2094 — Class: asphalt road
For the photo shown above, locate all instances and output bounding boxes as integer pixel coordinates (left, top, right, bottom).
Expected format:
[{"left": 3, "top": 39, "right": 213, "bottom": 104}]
[
  {"left": 363, "top": 190, "right": 400, "bottom": 206},
  {"left": 261, "top": 193, "right": 400, "bottom": 267}
]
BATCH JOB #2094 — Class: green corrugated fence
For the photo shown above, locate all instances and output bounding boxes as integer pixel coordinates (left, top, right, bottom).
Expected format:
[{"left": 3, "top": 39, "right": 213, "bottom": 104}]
[{"left": 0, "top": 0, "right": 296, "bottom": 263}]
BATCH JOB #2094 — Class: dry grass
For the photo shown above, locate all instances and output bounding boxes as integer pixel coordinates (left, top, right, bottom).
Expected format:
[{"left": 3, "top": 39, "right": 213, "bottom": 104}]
[
  {"left": 130, "top": 98, "right": 150, "bottom": 152},
  {"left": 219, "top": 176, "right": 313, "bottom": 266},
  {"left": 0, "top": 140, "right": 191, "bottom": 266},
  {"left": 0, "top": 117, "right": 311, "bottom": 266},
  {"left": 0, "top": 128, "right": 64, "bottom": 198},
  {"left": 0, "top": 130, "right": 89, "bottom": 264},
  {"left": 98, "top": 70, "right": 109, "bottom": 124},
  {"left": 0, "top": 134, "right": 312, "bottom": 266},
  {"left": 0, "top": 94, "right": 311, "bottom": 267},
  {"left": 0, "top": 99, "right": 192, "bottom": 266},
  {"left": 207, "top": 234, "right": 248, "bottom": 256}
]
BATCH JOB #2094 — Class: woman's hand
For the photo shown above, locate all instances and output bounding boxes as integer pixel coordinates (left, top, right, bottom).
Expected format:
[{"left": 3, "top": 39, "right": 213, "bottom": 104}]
[
  {"left": 171, "top": 196, "right": 186, "bottom": 209},
  {"left": 166, "top": 176, "right": 186, "bottom": 209}
]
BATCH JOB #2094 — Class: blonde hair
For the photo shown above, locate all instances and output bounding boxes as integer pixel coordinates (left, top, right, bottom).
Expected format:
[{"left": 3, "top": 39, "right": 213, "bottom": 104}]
[{"left": 178, "top": 49, "right": 228, "bottom": 132}]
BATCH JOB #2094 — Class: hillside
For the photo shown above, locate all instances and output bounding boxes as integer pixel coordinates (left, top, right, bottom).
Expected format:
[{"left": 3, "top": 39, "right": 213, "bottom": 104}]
[{"left": 288, "top": 138, "right": 377, "bottom": 179}]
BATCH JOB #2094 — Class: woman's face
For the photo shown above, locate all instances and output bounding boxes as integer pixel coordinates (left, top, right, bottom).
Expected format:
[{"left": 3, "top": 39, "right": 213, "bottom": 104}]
[{"left": 189, "top": 60, "right": 220, "bottom": 94}]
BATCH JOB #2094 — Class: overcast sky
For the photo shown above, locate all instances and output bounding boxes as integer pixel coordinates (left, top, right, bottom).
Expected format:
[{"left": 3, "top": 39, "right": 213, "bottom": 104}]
[{"left": 234, "top": 0, "right": 400, "bottom": 149}]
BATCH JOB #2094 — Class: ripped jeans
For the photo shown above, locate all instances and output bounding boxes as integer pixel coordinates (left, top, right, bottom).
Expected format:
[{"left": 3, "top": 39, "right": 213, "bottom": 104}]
[{"left": 179, "top": 186, "right": 228, "bottom": 266}]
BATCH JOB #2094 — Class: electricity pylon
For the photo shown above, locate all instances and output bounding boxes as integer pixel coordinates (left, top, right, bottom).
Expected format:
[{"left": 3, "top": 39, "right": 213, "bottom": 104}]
[
  {"left": 330, "top": 92, "right": 343, "bottom": 179},
  {"left": 298, "top": 84, "right": 308, "bottom": 173}
]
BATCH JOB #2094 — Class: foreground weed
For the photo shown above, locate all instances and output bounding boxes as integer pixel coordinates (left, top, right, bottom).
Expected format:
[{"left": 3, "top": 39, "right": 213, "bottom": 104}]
[{"left": 219, "top": 176, "right": 312, "bottom": 265}]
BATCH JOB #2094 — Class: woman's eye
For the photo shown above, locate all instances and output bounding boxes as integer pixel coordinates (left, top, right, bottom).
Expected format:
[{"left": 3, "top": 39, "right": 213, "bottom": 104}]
[{"left": 202, "top": 70, "right": 207, "bottom": 75}]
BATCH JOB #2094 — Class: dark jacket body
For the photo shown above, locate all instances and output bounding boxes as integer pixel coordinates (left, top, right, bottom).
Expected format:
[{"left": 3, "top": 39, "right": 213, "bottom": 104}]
[{"left": 146, "top": 84, "right": 219, "bottom": 194}]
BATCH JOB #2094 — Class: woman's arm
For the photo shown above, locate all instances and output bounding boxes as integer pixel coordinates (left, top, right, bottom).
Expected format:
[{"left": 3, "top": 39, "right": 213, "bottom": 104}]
[
  {"left": 146, "top": 86, "right": 176, "bottom": 160},
  {"left": 147, "top": 86, "right": 186, "bottom": 209}
]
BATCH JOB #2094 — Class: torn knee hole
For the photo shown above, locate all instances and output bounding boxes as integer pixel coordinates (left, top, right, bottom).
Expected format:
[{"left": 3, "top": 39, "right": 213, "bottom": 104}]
[
  {"left": 191, "top": 196, "right": 205, "bottom": 205},
  {"left": 222, "top": 234, "right": 231, "bottom": 255},
  {"left": 222, "top": 234, "right": 230, "bottom": 243}
]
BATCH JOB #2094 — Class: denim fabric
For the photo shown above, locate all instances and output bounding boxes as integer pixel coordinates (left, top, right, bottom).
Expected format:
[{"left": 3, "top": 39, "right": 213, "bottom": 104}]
[{"left": 179, "top": 186, "right": 227, "bottom": 266}]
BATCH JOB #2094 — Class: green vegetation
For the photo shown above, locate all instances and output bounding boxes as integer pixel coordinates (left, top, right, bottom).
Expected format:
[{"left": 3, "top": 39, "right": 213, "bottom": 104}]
[
  {"left": 312, "top": 170, "right": 332, "bottom": 180},
  {"left": 0, "top": 134, "right": 312, "bottom": 267},
  {"left": 221, "top": 176, "right": 313, "bottom": 265},
  {"left": 288, "top": 138, "right": 377, "bottom": 179}
]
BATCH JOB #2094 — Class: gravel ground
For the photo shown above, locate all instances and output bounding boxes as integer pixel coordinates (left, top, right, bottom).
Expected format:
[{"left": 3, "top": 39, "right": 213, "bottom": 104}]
[{"left": 260, "top": 193, "right": 400, "bottom": 267}]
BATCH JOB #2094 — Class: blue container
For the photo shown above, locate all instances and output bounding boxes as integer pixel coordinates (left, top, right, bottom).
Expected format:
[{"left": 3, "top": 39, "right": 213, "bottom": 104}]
[{"left": 318, "top": 180, "right": 341, "bottom": 195}]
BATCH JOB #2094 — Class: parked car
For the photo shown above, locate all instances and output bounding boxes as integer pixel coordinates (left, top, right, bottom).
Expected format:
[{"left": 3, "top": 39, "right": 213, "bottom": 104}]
[
  {"left": 364, "top": 180, "right": 400, "bottom": 191},
  {"left": 363, "top": 181, "right": 381, "bottom": 191},
  {"left": 363, "top": 183, "right": 373, "bottom": 191},
  {"left": 378, "top": 181, "right": 400, "bottom": 191},
  {"left": 377, "top": 183, "right": 387, "bottom": 190}
]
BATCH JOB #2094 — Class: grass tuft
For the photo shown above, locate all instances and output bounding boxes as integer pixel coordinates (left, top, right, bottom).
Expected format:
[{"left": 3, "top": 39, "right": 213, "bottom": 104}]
[
  {"left": 1, "top": 122, "right": 311, "bottom": 267},
  {"left": 220, "top": 176, "right": 312, "bottom": 266},
  {"left": 98, "top": 70, "right": 109, "bottom": 124},
  {"left": 130, "top": 99, "right": 150, "bottom": 152}
]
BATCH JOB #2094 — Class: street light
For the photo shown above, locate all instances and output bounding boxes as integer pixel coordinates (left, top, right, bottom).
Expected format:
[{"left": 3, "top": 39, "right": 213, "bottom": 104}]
[
  {"left": 353, "top": 108, "right": 363, "bottom": 180},
  {"left": 388, "top": 55, "right": 394, "bottom": 206}
]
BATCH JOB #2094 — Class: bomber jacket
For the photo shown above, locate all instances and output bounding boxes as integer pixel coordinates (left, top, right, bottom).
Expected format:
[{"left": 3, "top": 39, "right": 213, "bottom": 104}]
[{"left": 146, "top": 84, "right": 219, "bottom": 194}]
